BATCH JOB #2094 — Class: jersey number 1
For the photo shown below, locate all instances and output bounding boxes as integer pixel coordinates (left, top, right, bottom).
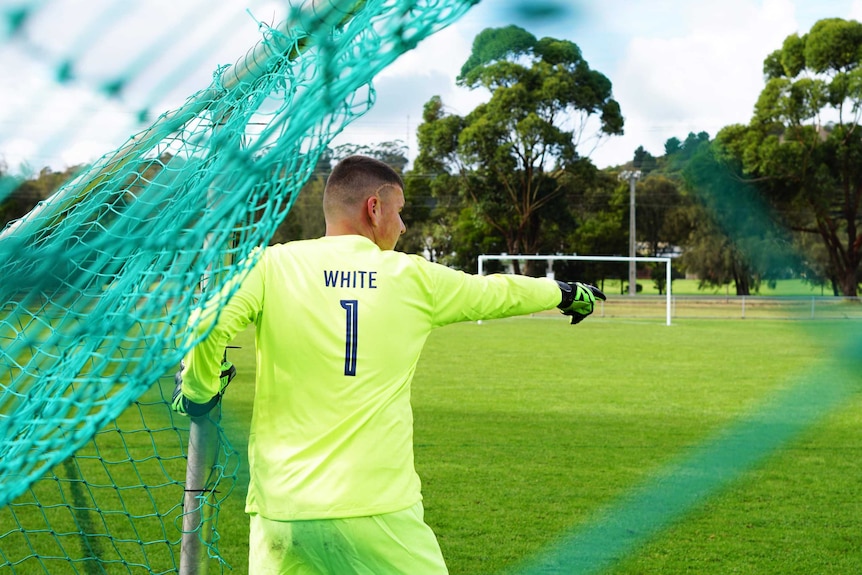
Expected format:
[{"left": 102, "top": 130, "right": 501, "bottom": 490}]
[{"left": 340, "top": 300, "right": 358, "bottom": 376}]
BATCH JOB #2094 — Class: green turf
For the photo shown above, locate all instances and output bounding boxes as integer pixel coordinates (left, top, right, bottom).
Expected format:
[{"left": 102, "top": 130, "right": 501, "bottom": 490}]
[
  {"left": 205, "top": 317, "right": 860, "bottom": 574},
  {"left": 6, "top": 316, "right": 857, "bottom": 574}
]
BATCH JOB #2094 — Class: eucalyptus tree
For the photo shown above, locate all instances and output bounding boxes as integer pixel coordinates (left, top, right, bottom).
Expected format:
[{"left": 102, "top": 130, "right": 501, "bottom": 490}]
[
  {"left": 412, "top": 25, "right": 623, "bottom": 274},
  {"left": 718, "top": 18, "right": 862, "bottom": 295},
  {"left": 681, "top": 144, "right": 797, "bottom": 295}
]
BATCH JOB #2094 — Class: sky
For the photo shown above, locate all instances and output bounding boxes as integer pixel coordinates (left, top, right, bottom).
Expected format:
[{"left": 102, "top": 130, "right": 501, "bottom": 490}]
[{"left": 2, "top": 0, "right": 862, "bottom": 175}]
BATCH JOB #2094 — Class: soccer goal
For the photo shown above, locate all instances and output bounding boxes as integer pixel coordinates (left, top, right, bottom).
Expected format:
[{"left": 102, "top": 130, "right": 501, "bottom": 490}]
[
  {"left": 478, "top": 254, "right": 674, "bottom": 326},
  {"left": 0, "top": 0, "right": 480, "bottom": 573}
]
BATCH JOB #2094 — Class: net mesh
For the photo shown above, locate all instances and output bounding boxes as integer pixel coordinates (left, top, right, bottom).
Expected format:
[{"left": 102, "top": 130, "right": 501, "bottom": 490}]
[
  {"left": 0, "top": 382, "right": 237, "bottom": 574},
  {"left": 0, "top": 0, "right": 478, "bottom": 571}
]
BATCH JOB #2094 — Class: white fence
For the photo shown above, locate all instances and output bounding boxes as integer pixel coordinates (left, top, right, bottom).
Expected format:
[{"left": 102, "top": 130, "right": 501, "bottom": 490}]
[{"left": 590, "top": 295, "right": 862, "bottom": 321}]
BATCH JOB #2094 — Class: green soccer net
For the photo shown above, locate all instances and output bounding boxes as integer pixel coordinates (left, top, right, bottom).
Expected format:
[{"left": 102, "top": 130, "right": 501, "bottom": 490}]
[{"left": 0, "top": 0, "right": 478, "bottom": 572}]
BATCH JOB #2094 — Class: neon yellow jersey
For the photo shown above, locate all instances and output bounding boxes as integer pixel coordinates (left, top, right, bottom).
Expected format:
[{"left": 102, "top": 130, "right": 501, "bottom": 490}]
[{"left": 182, "top": 235, "right": 561, "bottom": 520}]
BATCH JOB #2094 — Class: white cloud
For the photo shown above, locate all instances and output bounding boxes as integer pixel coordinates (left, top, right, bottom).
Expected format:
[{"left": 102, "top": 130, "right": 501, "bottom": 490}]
[
  {"left": 591, "top": 0, "right": 805, "bottom": 165},
  {"left": 0, "top": 1, "right": 282, "bottom": 174},
  {"left": 0, "top": 44, "right": 143, "bottom": 172},
  {"left": 0, "top": 138, "right": 37, "bottom": 172},
  {"left": 3, "top": 0, "right": 862, "bottom": 175},
  {"left": 330, "top": 18, "right": 490, "bottom": 156}
]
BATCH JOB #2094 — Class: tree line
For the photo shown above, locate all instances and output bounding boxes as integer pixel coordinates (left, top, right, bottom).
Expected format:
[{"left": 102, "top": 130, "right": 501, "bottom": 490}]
[{"left": 2, "top": 19, "right": 860, "bottom": 296}]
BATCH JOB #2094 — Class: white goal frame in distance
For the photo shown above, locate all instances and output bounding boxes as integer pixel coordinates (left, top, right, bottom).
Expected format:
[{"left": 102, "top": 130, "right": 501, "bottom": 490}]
[{"left": 477, "top": 254, "right": 673, "bottom": 326}]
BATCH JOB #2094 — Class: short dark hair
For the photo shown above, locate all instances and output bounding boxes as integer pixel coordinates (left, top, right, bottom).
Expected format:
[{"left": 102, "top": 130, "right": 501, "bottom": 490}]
[{"left": 323, "top": 155, "right": 404, "bottom": 214}]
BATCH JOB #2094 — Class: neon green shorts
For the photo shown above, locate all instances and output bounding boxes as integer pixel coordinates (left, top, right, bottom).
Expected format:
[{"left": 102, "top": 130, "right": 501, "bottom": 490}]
[{"left": 248, "top": 502, "right": 448, "bottom": 575}]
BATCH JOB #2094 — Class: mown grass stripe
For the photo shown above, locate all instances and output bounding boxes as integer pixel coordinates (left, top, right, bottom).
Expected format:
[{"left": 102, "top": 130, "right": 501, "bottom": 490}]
[{"left": 516, "top": 331, "right": 861, "bottom": 575}]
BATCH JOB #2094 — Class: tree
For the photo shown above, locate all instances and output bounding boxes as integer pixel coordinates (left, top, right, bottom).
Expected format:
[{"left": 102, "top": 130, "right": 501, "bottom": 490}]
[
  {"left": 681, "top": 143, "right": 797, "bottom": 295},
  {"left": 632, "top": 145, "right": 658, "bottom": 174},
  {"left": 718, "top": 18, "right": 862, "bottom": 296},
  {"left": 636, "top": 175, "right": 687, "bottom": 258},
  {"left": 561, "top": 169, "right": 628, "bottom": 288},
  {"left": 330, "top": 141, "right": 409, "bottom": 174},
  {"left": 1, "top": 165, "right": 82, "bottom": 230},
  {"left": 664, "top": 137, "right": 682, "bottom": 156},
  {"left": 414, "top": 25, "right": 623, "bottom": 274}
]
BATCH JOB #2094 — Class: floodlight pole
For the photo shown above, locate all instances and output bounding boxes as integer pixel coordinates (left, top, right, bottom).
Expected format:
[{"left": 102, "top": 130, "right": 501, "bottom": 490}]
[{"left": 619, "top": 170, "right": 641, "bottom": 295}]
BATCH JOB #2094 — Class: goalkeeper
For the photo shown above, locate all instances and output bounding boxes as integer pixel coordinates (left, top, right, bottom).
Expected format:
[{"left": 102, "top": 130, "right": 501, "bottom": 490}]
[{"left": 174, "top": 155, "right": 604, "bottom": 574}]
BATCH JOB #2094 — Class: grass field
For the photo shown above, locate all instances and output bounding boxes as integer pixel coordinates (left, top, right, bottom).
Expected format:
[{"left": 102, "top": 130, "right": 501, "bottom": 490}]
[
  {"left": 602, "top": 277, "right": 831, "bottom": 296},
  {"left": 2, "top": 314, "right": 858, "bottom": 574},
  {"left": 200, "top": 316, "right": 861, "bottom": 575}
]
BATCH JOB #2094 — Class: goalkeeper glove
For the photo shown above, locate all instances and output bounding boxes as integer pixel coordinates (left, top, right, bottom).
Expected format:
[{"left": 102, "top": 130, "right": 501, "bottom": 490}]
[
  {"left": 171, "top": 360, "right": 236, "bottom": 417},
  {"left": 557, "top": 281, "right": 607, "bottom": 325}
]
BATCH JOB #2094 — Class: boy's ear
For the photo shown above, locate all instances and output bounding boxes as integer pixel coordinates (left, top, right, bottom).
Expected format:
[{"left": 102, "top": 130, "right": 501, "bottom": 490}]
[{"left": 366, "top": 195, "right": 380, "bottom": 226}]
